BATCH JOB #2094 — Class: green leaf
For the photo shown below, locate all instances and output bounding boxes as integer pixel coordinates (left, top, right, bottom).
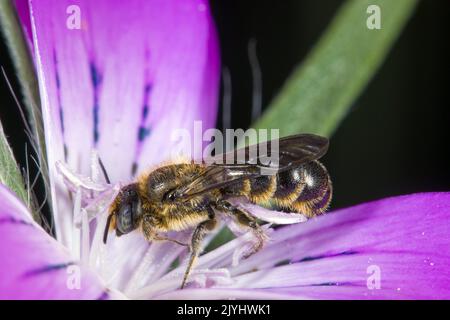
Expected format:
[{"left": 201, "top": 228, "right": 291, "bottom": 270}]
[
  {"left": 0, "top": 0, "right": 50, "bottom": 223},
  {"left": 0, "top": 1, "right": 42, "bottom": 136},
  {"left": 205, "top": 226, "right": 235, "bottom": 253},
  {"left": 253, "top": 0, "right": 418, "bottom": 137},
  {"left": 0, "top": 121, "right": 28, "bottom": 205},
  {"left": 0, "top": 0, "right": 51, "bottom": 202}
]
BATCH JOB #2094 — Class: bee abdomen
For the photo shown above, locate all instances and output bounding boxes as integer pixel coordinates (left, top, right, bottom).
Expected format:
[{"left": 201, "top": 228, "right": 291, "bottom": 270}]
[
  {"left": 223, "top": 161, "right": 332, "bottom": 217},
  {"left": 222, "top": 178, "right": 251, "bottom": 198},
  {"left": 222, "top": 175, "right": 277, "bottom": 203},
  {"left": 248, "top": 175, "right": 277, "bottom": 203},
  {"left": 290, "top": 161, "right": 332, "bottom": 217},
  {"left": 273, "top": 166, "right": 306, "bottom": 206}
]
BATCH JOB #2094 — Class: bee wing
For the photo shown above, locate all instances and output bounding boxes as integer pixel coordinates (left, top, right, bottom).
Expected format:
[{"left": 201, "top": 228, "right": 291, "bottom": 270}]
[{"left": 172, "top": 134, "right": 329, "bottom": 200}]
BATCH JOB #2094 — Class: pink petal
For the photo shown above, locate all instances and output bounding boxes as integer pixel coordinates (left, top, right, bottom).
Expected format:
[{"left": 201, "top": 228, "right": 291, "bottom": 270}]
[
  {"left": 0, "top": 184, "right": 107, "bottom": 299},
  {"left": 19, "top": 0, "right": 219, "bottom": 246},
  {"left": 229, "top": 192, "right": 450, "bottom": 299},
  {"left": 158, "top": 193, "right": 450, "bottom": 299}
]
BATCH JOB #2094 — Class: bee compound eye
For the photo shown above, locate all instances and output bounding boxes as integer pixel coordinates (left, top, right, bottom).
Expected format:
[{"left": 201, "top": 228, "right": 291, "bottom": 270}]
[{"left": 117, "top": 204, "right": 133, "bottom": 234}]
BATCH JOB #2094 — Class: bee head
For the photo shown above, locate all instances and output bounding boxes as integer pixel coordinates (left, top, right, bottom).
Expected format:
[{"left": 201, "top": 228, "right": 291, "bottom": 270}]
[{"left": 103, "top": 183, "right": 142, "bottom": 244}]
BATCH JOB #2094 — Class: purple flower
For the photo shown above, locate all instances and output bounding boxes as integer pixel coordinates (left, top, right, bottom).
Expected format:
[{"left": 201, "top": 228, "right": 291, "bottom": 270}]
[{"left": 1, "top": 0, "right": 449, "bottom": 300}]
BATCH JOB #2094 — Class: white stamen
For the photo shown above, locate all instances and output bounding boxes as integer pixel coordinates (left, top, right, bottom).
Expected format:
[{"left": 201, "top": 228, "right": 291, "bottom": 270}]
[
  {"left": 81, "top": 208, "right": 90, "bottom": 265},
  {"left": 88, "top": 185, "right": 120, "bottom": 270},
  {"left": 129, "top": 268, "right": 232, "bottom": 299},
  {"left": 237, "top": 201, "right": 308, "bottom": 224},
  {"left": 90, "top": 151, "right": 100, "bottom": 184},
  {"left": 74, "top": 186, "right": 119, "bottom": 227},
  {"left": 71, "top": 188, "right": 82, "bottom": 260},
  {"left": 190, "top": 269, "right": 234, "bottom": 288},
  {"left": 56, "top": 160, "right": 109, "bottom": 193},
  {"left": 124, "top": 231, "right": 191, "bottom": 294},
  {"left": 232, "top": 241, "right": 254, "bottom": 267}
]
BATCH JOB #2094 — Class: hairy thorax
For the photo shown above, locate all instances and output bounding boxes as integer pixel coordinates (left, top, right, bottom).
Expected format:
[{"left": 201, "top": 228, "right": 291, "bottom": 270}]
[{"left": 137, "top": 163, "right": 217, "bottom": 232}]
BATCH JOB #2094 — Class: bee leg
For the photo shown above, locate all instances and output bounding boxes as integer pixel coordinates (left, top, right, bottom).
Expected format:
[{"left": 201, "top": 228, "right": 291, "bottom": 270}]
[
  {"left": 181, "top": 215, "right": 217, "bottom": 289},
  {"left": 142, "top": 217, "right": 189, "bottom": 247},
  {"left": 152, "top": 234, "right": 190, "bottom": 247},
  {"left": 214, "top": 200, "right": 268, "bottom": 259}
]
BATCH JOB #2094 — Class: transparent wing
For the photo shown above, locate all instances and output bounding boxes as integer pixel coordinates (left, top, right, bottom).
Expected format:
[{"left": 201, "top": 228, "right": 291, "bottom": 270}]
[{"left": 172, "top": 134, "right": 329, "bottom": 200}]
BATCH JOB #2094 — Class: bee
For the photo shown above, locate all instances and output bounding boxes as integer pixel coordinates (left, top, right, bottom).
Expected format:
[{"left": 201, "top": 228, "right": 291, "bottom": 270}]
[{"left": 103, "top": 134, "right": 332, "bottom": 288}]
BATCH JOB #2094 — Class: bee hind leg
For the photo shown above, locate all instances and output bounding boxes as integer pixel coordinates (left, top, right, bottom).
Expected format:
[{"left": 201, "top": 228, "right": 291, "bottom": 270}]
[
  {"left": 151, "top": 234, "right": 189, "bottom": 247},
  {"left": 214, "top": 200, "right": 268, "bottom": 260},
  {"left": 181, "top": 216, "right": 217, "bottom": 289}
]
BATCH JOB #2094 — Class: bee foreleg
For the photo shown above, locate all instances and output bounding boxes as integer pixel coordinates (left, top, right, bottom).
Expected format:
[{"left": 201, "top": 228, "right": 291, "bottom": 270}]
[
  {"left": 214, "top": 200, "right": 268, "bottom": 259},
  {"left": 142, "top": 217, "right": 189, "bottom": 247},
  {"left": 181, "top": 216, "right": 217, "bottom": 289}
]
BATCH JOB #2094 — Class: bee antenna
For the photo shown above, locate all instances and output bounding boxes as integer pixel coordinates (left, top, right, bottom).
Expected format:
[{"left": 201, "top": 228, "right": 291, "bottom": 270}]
[
  {"left": 103, "top": 214, "right": 114, "bottom": 244},
  {"left": 98, "top": 156, "right": 111, "bottom": 184}
]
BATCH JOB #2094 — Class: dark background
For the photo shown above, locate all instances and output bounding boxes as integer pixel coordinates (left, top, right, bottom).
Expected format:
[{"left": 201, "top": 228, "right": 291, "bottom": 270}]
[{"left": 0, "top": 0, "right": 449, "bottom": 214}]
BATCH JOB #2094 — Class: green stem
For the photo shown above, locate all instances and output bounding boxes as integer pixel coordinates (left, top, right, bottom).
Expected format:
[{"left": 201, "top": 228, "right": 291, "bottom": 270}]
[
  {"left": 253, "top": 0, "right": 418, "bottom": 137},
  {"left": 0, "top": 121, "right": 28, "bottom": 205},
  {"left": 0, "top": 0, "right": 50, "bottom": 221}
]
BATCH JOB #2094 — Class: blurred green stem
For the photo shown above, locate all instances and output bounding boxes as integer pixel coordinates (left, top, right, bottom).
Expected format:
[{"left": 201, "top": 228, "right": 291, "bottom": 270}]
[
  {"left": 0, "top": 121, "right": 28, "bottom": 205},
  {"left": 253, "top": 0, "right": 418, "bottom": 137},
  {"left": 0, "top": 0, "right": 49, "bottom": 221}
]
